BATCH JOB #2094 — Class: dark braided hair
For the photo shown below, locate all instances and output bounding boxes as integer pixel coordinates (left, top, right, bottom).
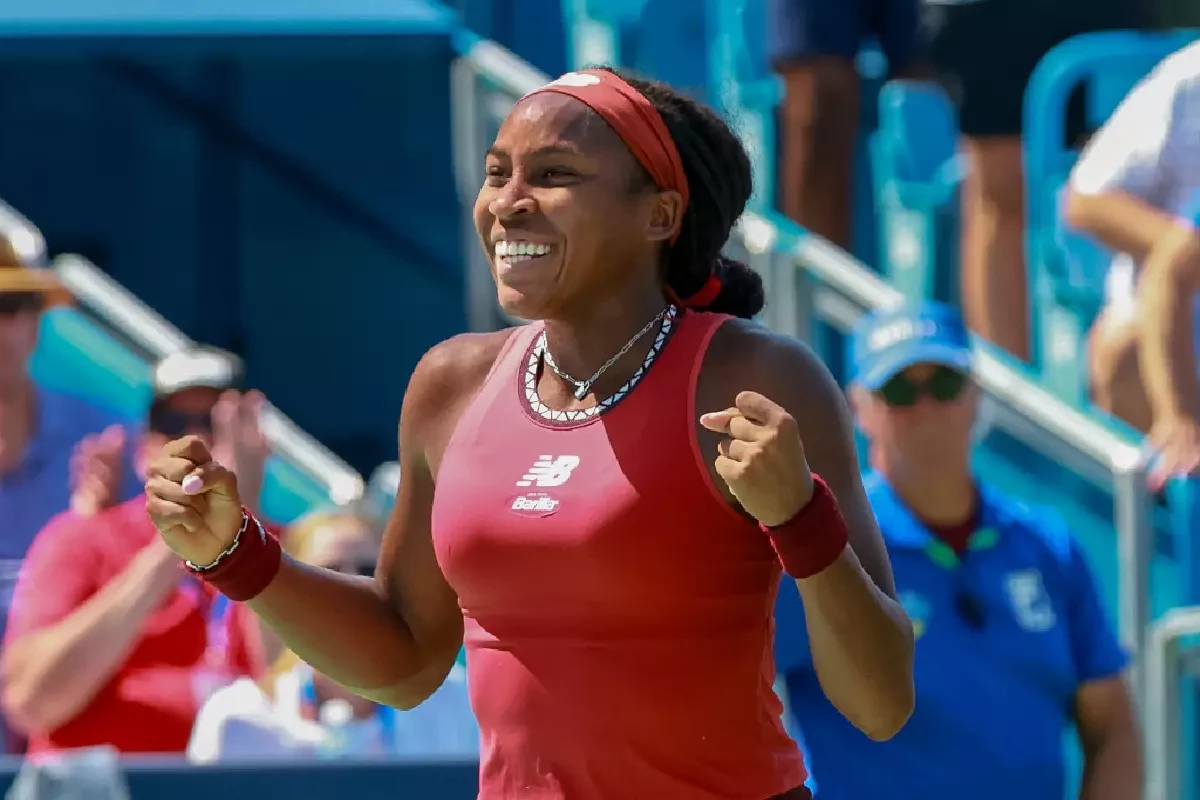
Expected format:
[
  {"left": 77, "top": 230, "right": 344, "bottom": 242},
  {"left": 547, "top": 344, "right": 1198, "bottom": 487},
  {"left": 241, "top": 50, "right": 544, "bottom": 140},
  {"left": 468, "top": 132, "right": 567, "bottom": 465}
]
[{"left": 603, "top": 67, "right": 765, "bottom": 319}]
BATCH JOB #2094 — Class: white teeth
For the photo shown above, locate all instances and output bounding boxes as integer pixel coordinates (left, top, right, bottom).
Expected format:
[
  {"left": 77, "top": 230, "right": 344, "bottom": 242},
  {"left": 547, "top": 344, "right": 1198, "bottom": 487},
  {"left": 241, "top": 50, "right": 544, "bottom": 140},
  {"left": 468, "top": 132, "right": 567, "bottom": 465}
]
[{"left": 495, "top": 241, "right": 553, "bottom": 260}]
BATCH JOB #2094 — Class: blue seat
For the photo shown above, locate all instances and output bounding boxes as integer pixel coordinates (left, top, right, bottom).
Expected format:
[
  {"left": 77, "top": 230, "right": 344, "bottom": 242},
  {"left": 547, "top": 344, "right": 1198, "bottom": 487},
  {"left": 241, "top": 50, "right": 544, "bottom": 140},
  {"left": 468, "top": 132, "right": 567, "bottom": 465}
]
[
  {"left": 637, "top": 0, "right": 709, "bottom": 100},
  {"left": 561, "top": 0, "right": 649, "bottom": 69},
  {"left": 1023, "top": 29, "right": 1200, "bottom": 404},
  {"left": 869, "top": 80, "right": 964, "bottom": 304},
  {"left": 561, "top": 0, "right": 773, "bottom": 202},
  {"left": 705, "top": 0, "right": 782, "bottom": 211},
  {"left": 29, "top": 306, "right": 338, "bottom": 525},
  {"left": 563, "top": 0, "right": 711, "bottom": 102}
]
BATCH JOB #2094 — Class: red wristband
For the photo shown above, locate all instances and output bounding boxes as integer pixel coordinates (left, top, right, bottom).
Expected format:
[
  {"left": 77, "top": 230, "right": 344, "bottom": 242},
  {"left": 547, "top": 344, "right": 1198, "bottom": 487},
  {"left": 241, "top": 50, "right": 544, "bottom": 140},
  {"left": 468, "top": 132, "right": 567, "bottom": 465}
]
[
  {"left": 183, "top": 509, "right": 282, "bottom": 602},
  {"left": 761, "top": 474, "right": 849, "bottom": 579}
]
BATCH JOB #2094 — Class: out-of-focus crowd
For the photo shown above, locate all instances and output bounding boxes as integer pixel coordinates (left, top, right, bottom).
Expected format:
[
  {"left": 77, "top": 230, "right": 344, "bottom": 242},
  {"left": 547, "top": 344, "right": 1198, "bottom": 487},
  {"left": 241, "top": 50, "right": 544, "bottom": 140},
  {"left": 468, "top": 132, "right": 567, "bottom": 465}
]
[
  {"left": 772, "top": 0, "right": 1200, "bottom": 480},
  {"left": 0, "top": 241, "right": 477, "bottom": 762}
]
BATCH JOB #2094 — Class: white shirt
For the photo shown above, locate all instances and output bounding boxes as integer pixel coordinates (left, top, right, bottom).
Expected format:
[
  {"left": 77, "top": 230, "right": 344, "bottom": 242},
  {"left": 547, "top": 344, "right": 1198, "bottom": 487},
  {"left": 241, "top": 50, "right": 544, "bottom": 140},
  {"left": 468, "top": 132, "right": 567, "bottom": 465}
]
[
  {"left": 1069, "top": 40, "right": 1200, "bottom": 312},
  {"left": 187, "top": 665, "right": 480, "bottom": 763}
]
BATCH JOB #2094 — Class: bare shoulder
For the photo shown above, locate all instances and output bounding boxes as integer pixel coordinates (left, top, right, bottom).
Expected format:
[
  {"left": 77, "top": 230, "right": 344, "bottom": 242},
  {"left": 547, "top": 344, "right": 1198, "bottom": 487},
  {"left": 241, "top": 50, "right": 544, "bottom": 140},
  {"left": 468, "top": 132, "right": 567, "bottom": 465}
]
[
  {"left": 407, "top": 329, "right": 519, "bottom": 405},
  {"left": 400, "top": 328, "right": 522, "bottom": 469},
  {"left": 697, "top": 317, "right": 859, "bottom": 493},
  {"left": 698, "top": 319, "right": 895, "bottom": 595},
  {"left": 700, "top": 317, "right": 839, "bottom": 416}
]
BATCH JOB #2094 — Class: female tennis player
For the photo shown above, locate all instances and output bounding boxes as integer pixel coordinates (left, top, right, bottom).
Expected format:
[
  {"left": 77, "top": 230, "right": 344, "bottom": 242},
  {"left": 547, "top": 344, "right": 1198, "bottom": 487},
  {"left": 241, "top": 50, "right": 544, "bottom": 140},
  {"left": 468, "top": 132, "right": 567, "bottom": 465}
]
[{"left": 144, "top": 67, "right": 914, "bottom": 799}]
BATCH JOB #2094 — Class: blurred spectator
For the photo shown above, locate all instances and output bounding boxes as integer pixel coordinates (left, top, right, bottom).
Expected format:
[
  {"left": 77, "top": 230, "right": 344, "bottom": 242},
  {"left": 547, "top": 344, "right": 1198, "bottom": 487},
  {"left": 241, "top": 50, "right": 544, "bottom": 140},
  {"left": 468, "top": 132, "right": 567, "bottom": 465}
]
[
  {"left": 0, "top": 347, "right": 269, "bottom": 755},
  {"left": 0, "top": 246, "right": 139, "bottom": 608},
  {"left": 775, "top": 302, "right": 1140, "bottom": 799},
  {"left": 767, "top": 0, "right": 923, "bottom": 248},
  {"left": 188, "top": 507, "right": 478, "bottom": 762},
  {"left": 924, "top": 0, "right": 1146, "bottom": 360},
  {"left": 1066, "top": 41, "right": 1200, "bottom": 481}
]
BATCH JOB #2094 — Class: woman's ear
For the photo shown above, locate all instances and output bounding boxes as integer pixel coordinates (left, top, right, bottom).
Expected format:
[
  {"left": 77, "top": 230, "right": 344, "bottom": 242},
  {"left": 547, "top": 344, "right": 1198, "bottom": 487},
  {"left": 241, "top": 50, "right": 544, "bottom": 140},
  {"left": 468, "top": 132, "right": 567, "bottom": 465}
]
[{"left": 644, "top": 190, "right": 685, "bottom": 243}]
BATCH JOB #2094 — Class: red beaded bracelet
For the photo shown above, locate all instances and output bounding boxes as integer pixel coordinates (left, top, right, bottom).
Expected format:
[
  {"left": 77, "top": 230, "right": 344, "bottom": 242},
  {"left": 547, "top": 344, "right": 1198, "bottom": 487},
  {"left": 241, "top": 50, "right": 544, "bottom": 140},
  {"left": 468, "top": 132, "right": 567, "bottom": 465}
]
[
  {"left": 183, "top": 508, "right": 282, "bottom": 602},
  {"left": 761, "top": 474, "right": 849, "bottom": 579}
]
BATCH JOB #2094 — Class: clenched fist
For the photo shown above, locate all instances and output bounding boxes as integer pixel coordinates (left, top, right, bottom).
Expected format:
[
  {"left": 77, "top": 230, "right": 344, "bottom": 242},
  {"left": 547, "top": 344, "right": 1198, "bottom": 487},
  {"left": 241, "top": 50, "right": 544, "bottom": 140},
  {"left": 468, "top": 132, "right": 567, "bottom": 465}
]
[
  {"left": 700, "top": 391, "right": 815, "bottom": 528},
  {"left": 145, "top": 436, "right": 244, "bottom": 567}
]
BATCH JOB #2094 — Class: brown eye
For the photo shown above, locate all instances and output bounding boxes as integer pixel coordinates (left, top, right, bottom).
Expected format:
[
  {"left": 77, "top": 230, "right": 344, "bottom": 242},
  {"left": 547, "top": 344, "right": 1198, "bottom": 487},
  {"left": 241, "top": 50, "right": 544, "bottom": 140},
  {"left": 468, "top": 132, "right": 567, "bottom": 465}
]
[{"left": 484, "top": 165, "right": 508, "bottom": 187}]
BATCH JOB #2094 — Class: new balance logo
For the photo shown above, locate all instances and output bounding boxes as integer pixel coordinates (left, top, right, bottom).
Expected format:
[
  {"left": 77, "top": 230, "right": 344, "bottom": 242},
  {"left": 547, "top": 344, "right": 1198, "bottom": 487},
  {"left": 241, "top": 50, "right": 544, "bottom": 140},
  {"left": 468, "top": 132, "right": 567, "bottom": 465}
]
[{"left": 516, "top": 455, "right": 580, "bottom": 487}]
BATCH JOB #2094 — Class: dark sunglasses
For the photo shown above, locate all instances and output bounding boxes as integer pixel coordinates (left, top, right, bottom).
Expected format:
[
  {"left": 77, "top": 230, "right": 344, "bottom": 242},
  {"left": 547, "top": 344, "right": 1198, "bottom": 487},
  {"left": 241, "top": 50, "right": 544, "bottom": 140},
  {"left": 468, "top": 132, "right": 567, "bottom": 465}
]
[
  {"left": 0, "top": 292, "right": 43, "bottom": 316},
  {"left": 877, "top": 365, "right": 968, "bottom": 408},
  {"left": 148, "top": 406, "right": 213, "bottom": 438}
]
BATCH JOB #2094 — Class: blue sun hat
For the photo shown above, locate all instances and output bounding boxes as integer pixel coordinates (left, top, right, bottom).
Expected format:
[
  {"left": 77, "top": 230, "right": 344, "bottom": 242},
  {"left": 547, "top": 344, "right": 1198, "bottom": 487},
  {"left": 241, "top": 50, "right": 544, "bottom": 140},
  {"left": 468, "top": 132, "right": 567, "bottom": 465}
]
[{"left": 848, "top": 301, "right": 973, "bottom": 389}]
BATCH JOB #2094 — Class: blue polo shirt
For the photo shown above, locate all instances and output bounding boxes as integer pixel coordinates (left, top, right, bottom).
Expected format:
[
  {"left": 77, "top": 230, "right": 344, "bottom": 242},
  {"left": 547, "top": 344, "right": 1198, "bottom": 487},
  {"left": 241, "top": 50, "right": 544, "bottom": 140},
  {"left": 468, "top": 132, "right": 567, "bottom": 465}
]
[
  {"left": 0, "top": 387, "right": 139, "bottom": 615},
  {"left": 775, "top": 472, "right": 1127, "bottom": 800}
]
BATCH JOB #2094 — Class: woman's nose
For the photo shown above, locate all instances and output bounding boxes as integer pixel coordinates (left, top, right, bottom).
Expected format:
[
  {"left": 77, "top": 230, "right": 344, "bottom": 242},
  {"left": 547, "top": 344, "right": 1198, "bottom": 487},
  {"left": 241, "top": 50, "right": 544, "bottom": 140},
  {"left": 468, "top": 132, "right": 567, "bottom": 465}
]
[{"left": 489, "top": 176, "right": 537, "bottom": 219}]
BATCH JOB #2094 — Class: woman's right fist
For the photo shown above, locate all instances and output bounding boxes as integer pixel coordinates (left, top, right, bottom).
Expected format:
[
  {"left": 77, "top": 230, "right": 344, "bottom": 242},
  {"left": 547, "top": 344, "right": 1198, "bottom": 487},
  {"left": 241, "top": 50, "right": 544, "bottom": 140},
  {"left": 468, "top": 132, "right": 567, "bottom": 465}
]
[{"left": 145, "top": 436, "right": 244, "bottom": 567}]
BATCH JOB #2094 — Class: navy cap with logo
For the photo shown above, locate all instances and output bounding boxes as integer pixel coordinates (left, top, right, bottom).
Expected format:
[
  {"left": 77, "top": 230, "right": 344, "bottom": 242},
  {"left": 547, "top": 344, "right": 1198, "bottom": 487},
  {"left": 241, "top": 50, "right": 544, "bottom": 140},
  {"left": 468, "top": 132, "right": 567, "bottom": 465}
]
[{"left": 848, "top": 301, "right": 973, "bottom": 390}]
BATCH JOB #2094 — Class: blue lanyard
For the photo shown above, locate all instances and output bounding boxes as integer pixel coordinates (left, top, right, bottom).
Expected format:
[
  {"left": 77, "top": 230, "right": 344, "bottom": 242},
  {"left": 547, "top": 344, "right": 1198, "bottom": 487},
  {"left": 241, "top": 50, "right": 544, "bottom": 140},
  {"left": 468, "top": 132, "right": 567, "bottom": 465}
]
[{"left": 300, "top": 670, "right": 395, "bottom": 750}]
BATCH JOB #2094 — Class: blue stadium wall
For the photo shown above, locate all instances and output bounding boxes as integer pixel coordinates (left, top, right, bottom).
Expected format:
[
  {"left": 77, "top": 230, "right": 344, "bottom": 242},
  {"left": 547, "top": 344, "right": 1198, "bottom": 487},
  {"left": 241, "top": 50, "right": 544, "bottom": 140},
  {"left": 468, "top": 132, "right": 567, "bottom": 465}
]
[{"left": 0, "top": 16, "right": 466, "bottom": 471}]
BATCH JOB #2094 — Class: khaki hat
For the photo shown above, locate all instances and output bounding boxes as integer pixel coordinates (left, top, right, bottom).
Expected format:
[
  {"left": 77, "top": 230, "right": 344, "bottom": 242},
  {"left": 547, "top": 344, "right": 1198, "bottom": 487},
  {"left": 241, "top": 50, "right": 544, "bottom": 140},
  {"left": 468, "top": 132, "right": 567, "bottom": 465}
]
[
  {"left": 0, "top": 265, "right": 71, "bottom": 306},
  {"left": 0, "top": 233, "right": 70, "bottom": 306}
]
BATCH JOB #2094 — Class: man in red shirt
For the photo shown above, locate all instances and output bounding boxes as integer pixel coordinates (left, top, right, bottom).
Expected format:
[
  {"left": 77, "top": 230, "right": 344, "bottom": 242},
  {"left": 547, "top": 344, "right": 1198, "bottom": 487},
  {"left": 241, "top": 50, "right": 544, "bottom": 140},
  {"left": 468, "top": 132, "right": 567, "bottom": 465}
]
[{"left": 0, "top": 347, "right": 269, "bottom": 754}]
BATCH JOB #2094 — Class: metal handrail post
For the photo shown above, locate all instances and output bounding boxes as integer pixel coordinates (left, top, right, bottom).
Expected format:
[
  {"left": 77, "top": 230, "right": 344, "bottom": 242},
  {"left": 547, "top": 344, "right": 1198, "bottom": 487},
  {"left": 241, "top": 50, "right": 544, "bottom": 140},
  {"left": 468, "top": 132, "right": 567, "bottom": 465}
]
[
  {"left": 1145, "top": 606, "right": 1200, "bottom": 800},
  {"left": 1114, "top": 456, "right": 1155, "bottom": 703}
]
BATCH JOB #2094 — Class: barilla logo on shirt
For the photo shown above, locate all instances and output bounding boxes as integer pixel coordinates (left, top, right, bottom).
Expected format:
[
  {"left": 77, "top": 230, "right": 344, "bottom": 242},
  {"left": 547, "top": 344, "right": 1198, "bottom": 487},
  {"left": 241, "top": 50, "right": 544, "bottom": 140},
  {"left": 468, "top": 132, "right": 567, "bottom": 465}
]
[{"left": 508, "top": 492, "right": 561, "bottom": 518}]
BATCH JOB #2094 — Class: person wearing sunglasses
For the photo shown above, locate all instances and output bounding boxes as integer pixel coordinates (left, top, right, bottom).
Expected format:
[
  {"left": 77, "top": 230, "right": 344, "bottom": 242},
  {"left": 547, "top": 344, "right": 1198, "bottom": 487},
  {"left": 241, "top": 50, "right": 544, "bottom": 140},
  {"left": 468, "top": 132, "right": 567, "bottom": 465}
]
[
  {"left": 1, "top": 347, "right": 268, "bottom": 756},
  {"left": 773, "top": 301, "right": 1140, "bottom": 800},
  {"left": 0, "top": 256, "right": 143, "bottom": 610},
  {"left": 0, "top": 251, "right": 146, "bottom": 754}
]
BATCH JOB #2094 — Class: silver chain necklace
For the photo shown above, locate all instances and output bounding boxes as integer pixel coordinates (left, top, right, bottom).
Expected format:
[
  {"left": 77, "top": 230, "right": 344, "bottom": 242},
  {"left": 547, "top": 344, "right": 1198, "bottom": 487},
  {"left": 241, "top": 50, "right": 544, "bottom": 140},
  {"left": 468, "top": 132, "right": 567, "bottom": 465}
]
[{"left": 541, "top": 307, "right": 669, "bottom": 400}]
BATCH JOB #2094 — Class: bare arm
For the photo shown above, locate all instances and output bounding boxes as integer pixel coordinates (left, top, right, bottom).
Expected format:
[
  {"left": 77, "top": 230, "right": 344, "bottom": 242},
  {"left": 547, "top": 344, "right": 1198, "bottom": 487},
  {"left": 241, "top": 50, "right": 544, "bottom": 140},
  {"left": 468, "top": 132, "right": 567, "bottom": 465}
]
[
  {"left": 2, "top": 539, "right": 180, "bottom": 733},
  {"left": 707, "top": 325, "right": 914, "bottom": 740},
  {"left": 1136, "top": 223, "right": 1200, "bottom": 427},
  {"left": 783, "top": 344, "right": 913, "bottom": 741},
  {"left": 1076, "top": 677, "right": 1142, "bottom": 800},
  {"left": 245, "top": 338, "right": 497, "bottom": 709},
  {"left": 1064, "top": 59, "right": 1184, "bottom": 262},
  {"left": 1064, "top": 191, "right": 1183, "bottom": 263}
]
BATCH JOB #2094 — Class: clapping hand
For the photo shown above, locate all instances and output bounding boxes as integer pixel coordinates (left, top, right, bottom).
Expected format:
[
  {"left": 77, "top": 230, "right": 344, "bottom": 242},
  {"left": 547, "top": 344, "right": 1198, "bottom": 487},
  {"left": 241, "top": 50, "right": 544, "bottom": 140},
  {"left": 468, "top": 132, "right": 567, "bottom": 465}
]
[
  {"left": 70, "top": 425, "right": 127, "bottom": 517},
  {"left": 209, "top": 390, "right": 269, "bottom": 514}
]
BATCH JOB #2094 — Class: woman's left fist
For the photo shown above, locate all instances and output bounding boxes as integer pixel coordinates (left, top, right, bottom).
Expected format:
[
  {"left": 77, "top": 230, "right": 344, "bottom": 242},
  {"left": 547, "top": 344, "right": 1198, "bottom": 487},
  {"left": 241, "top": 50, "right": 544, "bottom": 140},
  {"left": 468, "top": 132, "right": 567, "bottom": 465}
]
[{"left": 700, "top": 391, "right": 815, "bottom": 528}]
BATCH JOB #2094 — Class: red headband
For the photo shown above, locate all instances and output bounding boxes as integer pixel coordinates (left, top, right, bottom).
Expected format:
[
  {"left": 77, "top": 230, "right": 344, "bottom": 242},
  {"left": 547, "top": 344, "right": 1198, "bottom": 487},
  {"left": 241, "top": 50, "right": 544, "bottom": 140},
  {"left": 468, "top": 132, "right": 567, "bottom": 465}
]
[
  {"left": 524, "top": 70, "right": 690, "bottom": 224},
  {"left": 522, "top": 71, "right": 722, "bottom": 309}
]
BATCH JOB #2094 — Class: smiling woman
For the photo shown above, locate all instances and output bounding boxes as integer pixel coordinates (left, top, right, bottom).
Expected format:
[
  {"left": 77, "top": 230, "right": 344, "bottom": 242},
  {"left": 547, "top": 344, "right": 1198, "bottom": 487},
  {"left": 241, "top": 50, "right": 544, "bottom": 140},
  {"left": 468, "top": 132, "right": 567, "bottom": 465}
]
[
  {"left": 477, "top": 67, "right": 760, "bottom": 331},
  {"left": 143, "top": 66, "right": 914, "bottom": 800}
]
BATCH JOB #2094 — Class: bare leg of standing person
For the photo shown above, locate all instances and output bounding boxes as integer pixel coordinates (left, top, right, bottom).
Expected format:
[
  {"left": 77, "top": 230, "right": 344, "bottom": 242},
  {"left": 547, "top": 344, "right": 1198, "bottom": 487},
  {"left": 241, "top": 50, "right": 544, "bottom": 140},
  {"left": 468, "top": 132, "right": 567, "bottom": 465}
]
[
  {"left": 777, "top": 59, "right": 860, "bottom": 248},
  {"left": 926, "top": 0, "right": 1147, "bottom": 361},
  {"left": 770, "top": 0, "right": 922, "bottom": 250},
  {"left": 960, "top": 137, "right": 1029, "bottom": 360}
]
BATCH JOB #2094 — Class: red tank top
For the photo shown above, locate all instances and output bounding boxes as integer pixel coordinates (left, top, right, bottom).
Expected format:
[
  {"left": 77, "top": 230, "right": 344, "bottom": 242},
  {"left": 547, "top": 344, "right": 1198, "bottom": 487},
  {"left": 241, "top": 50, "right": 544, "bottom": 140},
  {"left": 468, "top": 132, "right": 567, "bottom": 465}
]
[{"left": 431, "top": 309, "right": 806, "bottom": 800}]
